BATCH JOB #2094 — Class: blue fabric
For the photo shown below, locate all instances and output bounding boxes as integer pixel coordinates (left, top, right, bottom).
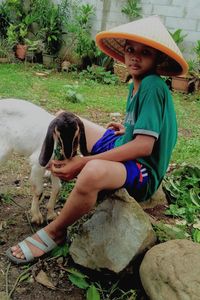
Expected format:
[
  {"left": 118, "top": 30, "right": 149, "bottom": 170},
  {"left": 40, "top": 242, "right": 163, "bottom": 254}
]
[{"left": 91, "top": 129, "right": 149, "bottom": 200}]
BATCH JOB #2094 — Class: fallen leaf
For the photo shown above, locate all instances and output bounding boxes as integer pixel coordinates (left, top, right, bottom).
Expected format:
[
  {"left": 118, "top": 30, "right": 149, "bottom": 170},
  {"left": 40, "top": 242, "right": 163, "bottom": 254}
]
[{"left": 35, "top": 270, "right": 56, "bottom": 290}]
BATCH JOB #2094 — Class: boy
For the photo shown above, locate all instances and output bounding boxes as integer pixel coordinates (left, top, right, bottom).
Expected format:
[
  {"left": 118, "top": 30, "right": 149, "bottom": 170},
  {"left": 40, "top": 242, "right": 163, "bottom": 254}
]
[{"left": 6, "top": 16, "right": 188, "bottom": 264}]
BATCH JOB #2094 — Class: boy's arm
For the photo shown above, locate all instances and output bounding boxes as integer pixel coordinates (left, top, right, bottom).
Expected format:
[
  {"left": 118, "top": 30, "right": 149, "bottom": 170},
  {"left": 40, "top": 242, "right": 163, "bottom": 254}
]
[{"left": 50, "top": 134, "right": 155, "bottom": 180}]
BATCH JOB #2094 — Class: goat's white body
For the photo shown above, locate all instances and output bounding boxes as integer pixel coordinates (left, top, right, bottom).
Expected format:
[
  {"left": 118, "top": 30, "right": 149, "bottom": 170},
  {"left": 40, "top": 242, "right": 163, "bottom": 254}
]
[{"left": 0, "top": 99, "right": 61, "bottom": 223}]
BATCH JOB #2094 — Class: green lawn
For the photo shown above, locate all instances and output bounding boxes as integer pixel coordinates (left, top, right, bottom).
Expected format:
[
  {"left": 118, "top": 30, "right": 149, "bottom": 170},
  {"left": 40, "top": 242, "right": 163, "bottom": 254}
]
[{"left": 0, "top": 63, "right": 199, "bottom": 165}]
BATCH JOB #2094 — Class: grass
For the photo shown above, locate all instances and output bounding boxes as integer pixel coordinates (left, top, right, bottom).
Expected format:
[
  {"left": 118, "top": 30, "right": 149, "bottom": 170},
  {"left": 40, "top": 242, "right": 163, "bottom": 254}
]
[
  {"left": 0, "top": 62, "right": 200, "bottom": 166},
  {"left": 0, "top": 62, "right": 199, "bottom": 299}
]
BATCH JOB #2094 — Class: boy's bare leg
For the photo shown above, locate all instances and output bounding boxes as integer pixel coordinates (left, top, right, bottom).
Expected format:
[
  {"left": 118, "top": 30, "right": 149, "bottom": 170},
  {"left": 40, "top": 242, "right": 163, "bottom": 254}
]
[{"left": 11, "top": 159, "right": 127, "bottom": 259}]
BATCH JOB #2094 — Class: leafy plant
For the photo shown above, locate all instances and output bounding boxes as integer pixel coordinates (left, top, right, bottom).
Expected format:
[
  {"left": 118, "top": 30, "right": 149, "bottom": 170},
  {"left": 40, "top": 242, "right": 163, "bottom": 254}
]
[
  {"left": 0, "top": 1, "right": 10, "bottom": 38},
  {"left": 163, "top": 165, "right": 200, "bottom": 224},
  {"left": 0, "top": 38, "right": 12, "bottom": 57},
  {"left": 64, "top": 84, "right": 84, "bottom": 103},
  {"left": 0, "top": 192, "right": 13, "bottom": 203},
  {"left": 63, "top": 2, "right": 95, "bottom": 65},
  {"left": 169, "top": 29, "right": 187, "bottom": 52},
  {"left": 153, "top": 222, "right": 189, "bottom": 243},
  {"left": 186, "top": 40, "right": 200, "bottom": 81},
  {"left": 50, "top": 243, "right": 69, "bottom": 258},
  {"left": 80, "top": 65, "right": 119, "bottom": 85},
  {"left": 121, "top": 0, "right": 141, "bottom": 21}
]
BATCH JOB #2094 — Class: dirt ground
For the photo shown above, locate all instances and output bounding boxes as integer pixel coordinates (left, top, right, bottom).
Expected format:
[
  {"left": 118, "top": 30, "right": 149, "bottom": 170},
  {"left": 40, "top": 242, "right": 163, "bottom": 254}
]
[{"left": 0, "top": 154, "right": 87, "bottom": 299}]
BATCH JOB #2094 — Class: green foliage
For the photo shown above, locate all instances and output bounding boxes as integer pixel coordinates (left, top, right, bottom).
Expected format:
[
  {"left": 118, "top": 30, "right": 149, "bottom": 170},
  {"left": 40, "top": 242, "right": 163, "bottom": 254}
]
[
  {"left": 0, "top": 1, "right": 11, "bottom": 38},
  {"left": 65, "top": 2, "right": 95, "bottom": 60},
  {"left": 80, "top": 65, "right": 119, "bottom": 85},
  {"left": 121, "top": 0, "right": 141, "bottom": 21},
  {"left": 0, "top": 192, "right": 13, "bottom": 203},
  {"left": 192, "top": 228, "right": 200, "bottom": 243},
  {"left": 163, "top": 165, "right": 200, "bottom": 224},
  {"left": 59, "top": 180, "right": 76, "bottom": 203},
  {"left": 169, "top": 29, "right": 187, "bottom": 52},
  {"left": 0, "top": 38, "right": 12, "bottom": 57},
  {"left": 170, "top": 29, "right": 187, "bottom": 45},
  {"left": 50, "top": 243, "right": 69, "bottom": 258},
  {"left": 54, "top": 141, "right": 64, "bottom": 160},
  {"left": 188, "top": 40, "right": 200, "bottom": 78},
  {"left": 34, "top": 0, "right": 67, "bottom": 55},
  {"left": 64, "top": 84, "right": 84, "bottom": 103},
  {"left": 153, "top": 222, "right": 189, "bottom": 243},
  {"left": 194, "top": 40, "right": 200, "bottom": 61},
  {"left": 86, "top": 285, "right": 100, "bottom": 300},
  {"left": 96, "top": 281, "right": 137, "bottom": 300}
]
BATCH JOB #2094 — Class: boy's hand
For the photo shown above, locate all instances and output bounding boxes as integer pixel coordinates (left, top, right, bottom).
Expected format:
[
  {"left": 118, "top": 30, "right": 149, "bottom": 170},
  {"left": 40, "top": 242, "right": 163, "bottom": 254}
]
[
  {"left": 48, "top": 156, "right": 86, "bottom": 181},
  {"left": 107, "top": 122, "right": 125, "bottom": 135}
]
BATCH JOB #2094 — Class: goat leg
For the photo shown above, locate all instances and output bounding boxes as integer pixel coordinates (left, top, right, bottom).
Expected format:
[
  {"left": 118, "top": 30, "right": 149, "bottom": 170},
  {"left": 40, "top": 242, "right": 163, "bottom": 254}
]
[{"left": 46, "top": 175, "right": 61, "bottom": 221}]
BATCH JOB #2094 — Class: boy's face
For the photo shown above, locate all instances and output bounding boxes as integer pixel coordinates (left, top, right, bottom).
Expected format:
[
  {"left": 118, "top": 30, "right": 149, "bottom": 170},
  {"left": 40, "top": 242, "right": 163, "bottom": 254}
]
[{"left": 124, "top": 40, "right": 159, "bottom": 78}]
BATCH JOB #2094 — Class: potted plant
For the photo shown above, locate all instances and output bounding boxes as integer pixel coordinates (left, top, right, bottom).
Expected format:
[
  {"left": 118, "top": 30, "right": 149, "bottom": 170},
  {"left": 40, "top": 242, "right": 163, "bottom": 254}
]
[
  {"left": 171, "top": 40, "right": 200, "bottom": 93},
  {"left": 33, "top": 0, "right": 67, "bottom": 67}
]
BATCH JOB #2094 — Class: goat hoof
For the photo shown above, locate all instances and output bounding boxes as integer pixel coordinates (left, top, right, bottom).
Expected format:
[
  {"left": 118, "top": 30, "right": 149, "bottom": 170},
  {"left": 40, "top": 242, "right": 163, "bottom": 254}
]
[
  {"left": 31, "top": 213, "right": 44, "bottom": 224},
  {"left": 47, "top": 211, "right": 57, "bottom": 221}
]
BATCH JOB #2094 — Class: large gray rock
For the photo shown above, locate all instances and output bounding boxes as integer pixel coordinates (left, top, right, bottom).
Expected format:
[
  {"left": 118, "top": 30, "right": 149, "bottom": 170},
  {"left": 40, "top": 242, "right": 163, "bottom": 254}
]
[
  {"left": 69, "top": 189, "right": 156, "bottom": 273},
  {"left": 140, "top": 239, "right": 200, "bottom": 300}
]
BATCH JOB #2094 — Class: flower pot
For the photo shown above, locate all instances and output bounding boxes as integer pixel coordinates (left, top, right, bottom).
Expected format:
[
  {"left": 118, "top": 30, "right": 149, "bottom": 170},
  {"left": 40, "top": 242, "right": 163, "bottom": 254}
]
[
  {"left": 42, "top": 53, "right": 56, "bottom": 68},
  {"left": 171, "top": 76, "right": 196, "bottom": 93},
  {"left": 15, "top": 44, "right": 27, "bottom": 60}
]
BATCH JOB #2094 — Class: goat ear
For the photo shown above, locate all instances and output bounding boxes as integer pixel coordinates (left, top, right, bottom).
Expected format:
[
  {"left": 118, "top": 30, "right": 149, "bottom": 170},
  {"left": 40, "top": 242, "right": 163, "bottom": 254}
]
[
  {"left": 39, "top": 123, "right": 55, "bottom": 167},
  {"left": 77, "top": 119, "right": 89, "bottom": 156}
]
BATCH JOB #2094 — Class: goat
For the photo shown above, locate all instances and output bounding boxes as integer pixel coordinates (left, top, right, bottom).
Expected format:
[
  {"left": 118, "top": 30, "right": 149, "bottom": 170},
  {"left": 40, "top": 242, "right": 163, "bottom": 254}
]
[{"left": 0, "top": 99, "right": 88, "bottom": 224}]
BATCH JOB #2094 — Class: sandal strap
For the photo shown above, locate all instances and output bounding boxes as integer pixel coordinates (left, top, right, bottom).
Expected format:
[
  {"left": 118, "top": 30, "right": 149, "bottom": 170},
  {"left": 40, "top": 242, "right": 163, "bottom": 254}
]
[
  {"left": 37, "top": 229, "right": 57, "bottom": 251},
  {"left": 18, "top": 229, "right": 57, "bottom": 261},
  {"left": 26, "top": 236, "right": 48, "bottom": 252},
  {"left": 18, "top": 241, "right": 34, "bottom": 261}
]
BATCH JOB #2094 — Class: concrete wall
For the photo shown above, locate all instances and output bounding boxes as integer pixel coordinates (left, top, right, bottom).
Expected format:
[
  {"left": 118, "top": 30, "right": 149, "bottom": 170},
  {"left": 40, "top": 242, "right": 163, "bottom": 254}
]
[
  {"left": 86, "top": 0, "right": 200, "bottom": 59},
  {"left": 1, "top": 0, "right": 199, "bottom": 59}
]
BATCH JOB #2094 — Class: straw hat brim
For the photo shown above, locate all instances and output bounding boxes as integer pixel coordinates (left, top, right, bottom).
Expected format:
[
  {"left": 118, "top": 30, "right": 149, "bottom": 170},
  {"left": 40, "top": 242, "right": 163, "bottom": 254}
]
[{"left": 96, "top": 18, "right": 188, "bottom": 76}]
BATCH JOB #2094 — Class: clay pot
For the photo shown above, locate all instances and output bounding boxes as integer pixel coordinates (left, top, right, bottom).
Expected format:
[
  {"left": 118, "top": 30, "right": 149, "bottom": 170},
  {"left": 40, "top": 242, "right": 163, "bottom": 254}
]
[{"left": 15, "top": 44, "right": 27, "bottom": 60}]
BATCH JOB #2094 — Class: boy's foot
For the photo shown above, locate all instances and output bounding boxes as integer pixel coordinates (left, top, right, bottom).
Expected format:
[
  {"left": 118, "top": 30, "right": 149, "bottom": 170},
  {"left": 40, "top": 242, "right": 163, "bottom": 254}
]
[{"left": 6, "top": 228, "right": 66, "bottom": 265}]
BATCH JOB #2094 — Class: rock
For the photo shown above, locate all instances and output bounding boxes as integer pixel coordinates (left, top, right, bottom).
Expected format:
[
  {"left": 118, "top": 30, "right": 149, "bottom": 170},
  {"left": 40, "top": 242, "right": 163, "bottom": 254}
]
[
  {"left": 140, "top": 239, "right": 200, "bottom": 300},
  {"left": 69, "top": 189, "right": 156, "bottom": 273},
  {"left": 140, "top": 184, "right": 168, "bottom": 210}
]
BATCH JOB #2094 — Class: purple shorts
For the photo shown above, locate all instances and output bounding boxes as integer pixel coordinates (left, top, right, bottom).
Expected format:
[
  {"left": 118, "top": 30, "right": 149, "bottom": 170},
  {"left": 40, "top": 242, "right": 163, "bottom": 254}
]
[{"left": 91, "top": 129, "right": 149, "bottom": 201}]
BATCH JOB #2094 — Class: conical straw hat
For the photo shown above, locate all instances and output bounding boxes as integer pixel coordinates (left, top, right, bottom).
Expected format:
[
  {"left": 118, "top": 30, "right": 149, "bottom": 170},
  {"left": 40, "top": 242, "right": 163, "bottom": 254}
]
[{"left": 96, "top": 15, "right": 188, "bottom": 76}]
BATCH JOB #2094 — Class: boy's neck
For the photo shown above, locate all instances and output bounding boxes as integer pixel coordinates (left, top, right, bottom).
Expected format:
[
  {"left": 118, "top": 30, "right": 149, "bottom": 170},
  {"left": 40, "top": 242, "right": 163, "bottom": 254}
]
[
  {"left": 132, "top": 71, "right": 157, "bottom": 95},
  {"left": 132, "top": 77, "right": 141, "bottom": 95}
]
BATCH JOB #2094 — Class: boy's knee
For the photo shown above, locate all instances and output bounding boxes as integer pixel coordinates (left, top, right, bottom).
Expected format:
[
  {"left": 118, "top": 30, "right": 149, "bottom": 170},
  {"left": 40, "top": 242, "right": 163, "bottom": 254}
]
[{"left": 76, "top": 159, "right": 106, "bottom": 192}]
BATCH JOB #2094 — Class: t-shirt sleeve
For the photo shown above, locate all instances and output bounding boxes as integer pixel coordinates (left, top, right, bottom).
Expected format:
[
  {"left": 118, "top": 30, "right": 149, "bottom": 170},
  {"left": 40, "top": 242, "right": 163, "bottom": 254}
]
[{"left": 133, "top": 83, "right": 165, "bottom": 139}]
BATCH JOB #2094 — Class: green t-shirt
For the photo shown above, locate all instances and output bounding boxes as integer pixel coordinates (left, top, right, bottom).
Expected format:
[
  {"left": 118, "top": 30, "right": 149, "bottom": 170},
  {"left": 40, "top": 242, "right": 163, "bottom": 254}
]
[{"left": 115, "top": 74, "right": 177, "bottom": 200}]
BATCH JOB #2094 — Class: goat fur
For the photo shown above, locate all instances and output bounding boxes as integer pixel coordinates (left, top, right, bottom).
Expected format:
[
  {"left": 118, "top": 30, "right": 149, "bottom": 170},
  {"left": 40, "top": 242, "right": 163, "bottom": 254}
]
[{"left": 0, "top": 99, "right": 88, "bottom": 224}]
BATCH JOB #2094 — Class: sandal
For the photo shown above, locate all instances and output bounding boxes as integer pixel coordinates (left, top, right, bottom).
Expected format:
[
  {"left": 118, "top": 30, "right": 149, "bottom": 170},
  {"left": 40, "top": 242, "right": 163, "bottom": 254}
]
[{"left": 6, "top": 229, "right": 57, "bottom": 265}]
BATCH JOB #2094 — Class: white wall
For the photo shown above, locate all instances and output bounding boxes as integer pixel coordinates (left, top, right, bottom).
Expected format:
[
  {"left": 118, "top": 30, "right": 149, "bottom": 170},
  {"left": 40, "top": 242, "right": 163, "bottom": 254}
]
[{"left": 85, "top": 0, "right": 200, "bottom": 59}]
